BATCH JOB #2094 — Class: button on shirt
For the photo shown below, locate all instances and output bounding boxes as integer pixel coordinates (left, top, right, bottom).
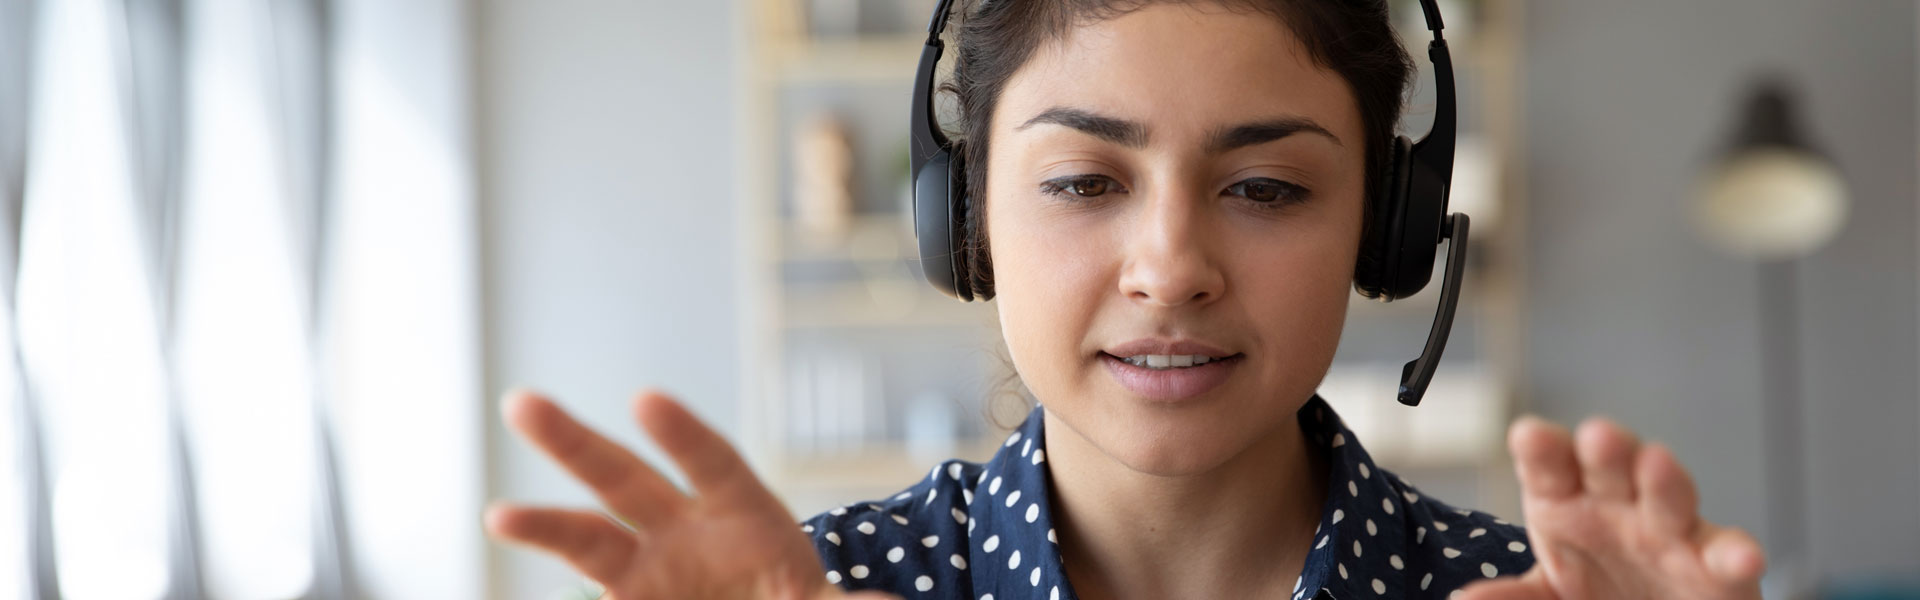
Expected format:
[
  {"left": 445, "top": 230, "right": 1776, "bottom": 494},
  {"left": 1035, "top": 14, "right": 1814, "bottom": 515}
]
[{"left": 799, "top": 395, "right": 1537, "bottom": 598}]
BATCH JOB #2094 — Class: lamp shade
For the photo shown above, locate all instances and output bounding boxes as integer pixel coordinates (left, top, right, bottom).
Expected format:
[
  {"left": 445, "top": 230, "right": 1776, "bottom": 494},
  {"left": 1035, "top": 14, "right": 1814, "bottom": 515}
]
[{"left": 1693, "top": 79, "right": 1848, "bottom": 260}]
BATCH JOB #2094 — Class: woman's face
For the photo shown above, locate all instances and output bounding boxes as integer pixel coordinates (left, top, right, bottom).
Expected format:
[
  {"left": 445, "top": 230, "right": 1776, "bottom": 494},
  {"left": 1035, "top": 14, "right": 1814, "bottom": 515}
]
[{"left": 987, "top": 3, "right": 1367, "bottom": 476}]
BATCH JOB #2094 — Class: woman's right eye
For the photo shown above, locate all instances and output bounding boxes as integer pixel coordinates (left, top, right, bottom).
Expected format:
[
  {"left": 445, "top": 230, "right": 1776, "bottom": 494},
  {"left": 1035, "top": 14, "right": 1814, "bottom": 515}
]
[{"left": 1039, "top": 175, "right": 1124, "bottom": 199}]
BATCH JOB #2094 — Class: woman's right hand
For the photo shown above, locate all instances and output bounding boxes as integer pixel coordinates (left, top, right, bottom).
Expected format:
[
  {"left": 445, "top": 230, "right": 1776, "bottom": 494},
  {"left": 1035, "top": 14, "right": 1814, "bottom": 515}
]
[{"left": 485, "top": 388, "right": 898, "bottom": 600}]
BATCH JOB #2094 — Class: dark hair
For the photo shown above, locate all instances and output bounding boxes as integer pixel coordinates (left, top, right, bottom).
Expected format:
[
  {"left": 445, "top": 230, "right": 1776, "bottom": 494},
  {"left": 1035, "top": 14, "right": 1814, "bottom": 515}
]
[{"left": 941, "top": 0, "right": 1415, "bottom": 298}]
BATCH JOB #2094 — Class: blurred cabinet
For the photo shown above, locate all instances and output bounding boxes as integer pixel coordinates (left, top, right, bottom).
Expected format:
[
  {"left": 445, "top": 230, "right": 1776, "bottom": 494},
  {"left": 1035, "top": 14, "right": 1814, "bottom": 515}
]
[{"left": 735, "top": 0, "right": 1531, "bottom": 519}]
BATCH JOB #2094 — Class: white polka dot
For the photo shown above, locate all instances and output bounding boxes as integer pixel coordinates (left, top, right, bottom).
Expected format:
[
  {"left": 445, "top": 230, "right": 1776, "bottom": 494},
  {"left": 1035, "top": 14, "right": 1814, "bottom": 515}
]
[
  {"left": 1481, "top": 562, "right": 1499, "bottom": 578},
  {"left": 1315, "top": 535, "right": 1328, "bottom": 549},
  {"left": 867, "top": 503, "right": 882, "bottom": 512},
  {"left": 926, "top": 488, "right": 938, "bottom": 505},
  {"left": 982, "top": 595, "right": 993, "bottom": 600},
  {"left": 1349, "top": 481, "right": 1359, "bottom": 497},
  {"left": 1030, "top": 567, "right": 1041, "bottom": 586},
  {"left": 1332, "top": 433, "right": 1347, "bottom": 447},
  {"left": 1022, "top": 439, "right": 1032, "bottom": 456},
  {"left": 1421, "top": 573, "right": 1433, "bottom": 590},
  {"left": 1359, "top": 463, "right": 1371, "bottom": 479},
  {"left": 969, "top": 518, "right": 976, "bottom": 534},
  {"left": 964, "top": 488, "right": 974, "bottom": 505},
  {"left": 826, "top": 570, "right": 841, "bottom": 584},
  {"left": 989, "top": 477, "right": 1003, "bottom": 495},
  {"left": 1338, "top": 562, "right": 1349, "bottom": 579},
  {"left": 1509, "top": 541, "right": 1527, "bottom": 552},
  {"left": 1372, "top": 578, "right": 1386, "bottom": 595},
  {"left": 1416, "top": 526, "right": 1427, "bottom": 544},
  {"left": 1006, "top": 431, "right": 1023, "bottom": 447},
  {"left": 856, "top": 522, "right": 875, "bottom": 535},
  {"left": 951, "top": 554, "right": 968, "bottom": 569},
  {"left": 893, "top": 514, "right": 910, "bottom": 526},
  {"left": 1026, "top": 503, "right": 1040, "bottom": 523},
  {"left": 826, "top": 532, "right": 841, "bottom": 546},
  {"left": 1495, "top": 519, "right": 1509, "bottom": 525},
  {"left": 830, "top": 507, "right": 847, "bottom": 516},
  {"left": 1383, "top": 498, "right": 1396, "bottom": 515},
  {"left": 894, "top": 491, "right": 912, "bottom": 501},
  {"left": 1051, "top": 586, "right": 1060, "bottom": 600},
  {"left": 1366, "top": 519, "right": 1378, "bottom": 536},
  {"left": 1390, "top": 554, "right": 1404, "bottom": 570},
  {"left": 1443, "top": 547, "right": 1462, "bottom": 558},
  {"left": 1032, "top": 449, "right": 1046, "bottom": 465},
  {"left": 1404, "top": 491, "right": 1421, "bottom": 504},
  {"left": 984, "top": 535, "right": 1000, "bottom": 552},
  {"left": 887, "top": 546, "right": 905, "bottom": 563},
  {"left": 1009, "top": 550, "right": 1022, "bottom": 569},
  {"left": 1048, "top": 528, "right": 1057, "bottom": 543},
  {"left": 802, "top": 524, "right": 814, "bottom": 533},
  {"left": 1332, "top": 509, "right": 1345, "bottom": 524},
  {"left": 923, "top": 535, "right": 940, "bottom": 548},
  {"left": 1353, "top": 540, "right": 1364, "bottom": 557},
  {"left": 1456, "top": 509, "right": 1472, "bottom": 516},
  {"left": 1006, "top": 490, "right": 1022, "bottom": 508},
  {"left": 952, "top": 508, "right": 967, "bottom": 525},
  {"left": 1469, "top": 528, "right": 1486, "bottom": 538},
  {"left": 850, "top": 565, "right": 869, "bottom": 579},
  {"left": 948, "top": 462, "right": 963, "bottom": 480},
  {"left": 1434, "top": 521, "right": 1450, "bottom": 532},
  {"left": 916, "top": 575, "right": 934, "bottom": 592}
]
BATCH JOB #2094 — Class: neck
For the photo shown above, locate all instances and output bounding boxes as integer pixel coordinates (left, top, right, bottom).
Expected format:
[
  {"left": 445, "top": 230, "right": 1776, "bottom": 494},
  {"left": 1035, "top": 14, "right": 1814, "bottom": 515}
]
[{"left": 1043, "top": 406, "right": 1328, "bottom": 600}]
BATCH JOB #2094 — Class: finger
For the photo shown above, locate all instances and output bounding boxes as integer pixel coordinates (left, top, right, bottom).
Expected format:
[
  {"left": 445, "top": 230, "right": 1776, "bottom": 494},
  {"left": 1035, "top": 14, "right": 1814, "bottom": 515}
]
[
  {"left": 1575, "top": 417, "right": 1640, "bottom": 501},
  {"left": 485, "top": 503, "right": 638, "bottom": 584},
  {"left": 503, "top": 389, "right": 690, "bottom": 529},
  {"left": 1633, "top": 442, "right": 1700, "bottom": 537},
  {"left": 634, "top": 389, "right": 777, "bottom": 507},
  {"left": 1698, "top": 524, "right": 1768, "bottom": 585},
  {"left": 1456, "top": 570, "right": 1556, "bottom": 600},
  {"left": 1509, "top": 415, "right": 1582, "bottom": 499}
]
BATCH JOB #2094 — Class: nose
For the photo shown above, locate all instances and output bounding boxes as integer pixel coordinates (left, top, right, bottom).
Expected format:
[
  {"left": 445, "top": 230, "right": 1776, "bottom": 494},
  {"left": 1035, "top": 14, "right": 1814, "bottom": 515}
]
[{"left": 1117, "top": 185, "right": 1226, "bottom": 308}]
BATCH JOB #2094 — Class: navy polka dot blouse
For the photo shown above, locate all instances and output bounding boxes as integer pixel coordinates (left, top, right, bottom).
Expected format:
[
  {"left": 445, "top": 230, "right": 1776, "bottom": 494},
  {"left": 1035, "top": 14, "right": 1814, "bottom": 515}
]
[{"left": 798, "top": 395, "right": 1536, "bottom": 599}]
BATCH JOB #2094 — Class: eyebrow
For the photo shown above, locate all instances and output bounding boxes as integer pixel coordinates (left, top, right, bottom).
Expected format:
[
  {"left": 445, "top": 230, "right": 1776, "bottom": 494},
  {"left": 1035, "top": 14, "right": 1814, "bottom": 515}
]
[
  {"left": 1015, "top": 105, "right": 1343, "bottom": 153},
  {"left": 1016, "top": 106, "right": 1148, "bottom": 148},
  {"left": 1205, "top": 117, "right": 1343, "bottom": 153}
]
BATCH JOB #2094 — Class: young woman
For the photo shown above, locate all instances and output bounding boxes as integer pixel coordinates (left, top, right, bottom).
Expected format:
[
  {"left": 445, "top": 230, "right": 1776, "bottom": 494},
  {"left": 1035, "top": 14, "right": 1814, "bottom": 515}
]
[{"left": 484, "top": 1, "right": 1770, "bottom": 598}]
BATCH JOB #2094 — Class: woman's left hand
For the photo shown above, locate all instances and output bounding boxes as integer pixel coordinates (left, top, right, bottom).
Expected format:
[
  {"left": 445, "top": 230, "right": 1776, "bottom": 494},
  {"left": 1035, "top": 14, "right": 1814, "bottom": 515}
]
[{"left": 1460, "top": 417, "right": 1768, "bottom": 600}]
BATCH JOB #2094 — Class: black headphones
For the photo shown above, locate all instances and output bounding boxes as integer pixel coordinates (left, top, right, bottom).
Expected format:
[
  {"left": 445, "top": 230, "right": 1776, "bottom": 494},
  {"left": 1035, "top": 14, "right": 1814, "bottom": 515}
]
[{"left": 908, "top": 0, "right": 1470, "bottom": 406}]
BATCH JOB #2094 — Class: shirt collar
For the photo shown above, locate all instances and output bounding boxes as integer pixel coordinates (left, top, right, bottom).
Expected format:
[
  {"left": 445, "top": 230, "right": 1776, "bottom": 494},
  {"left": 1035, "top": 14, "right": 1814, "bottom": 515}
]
[{"left": 964, "top": 395, "right": 1401, "bottom": 600}]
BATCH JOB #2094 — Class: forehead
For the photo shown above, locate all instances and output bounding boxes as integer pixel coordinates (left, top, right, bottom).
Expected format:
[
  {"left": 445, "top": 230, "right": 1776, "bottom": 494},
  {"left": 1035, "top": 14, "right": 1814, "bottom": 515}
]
[{"left": 992, "top": 3, "right": 1363, "bottom": 146}]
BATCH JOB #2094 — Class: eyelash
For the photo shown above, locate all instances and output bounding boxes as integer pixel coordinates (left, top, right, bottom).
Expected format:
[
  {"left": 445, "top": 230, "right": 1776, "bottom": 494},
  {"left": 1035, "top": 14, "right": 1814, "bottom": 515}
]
[{"left": 1036, "top": 174, "right": 1310, "bottom": 209}]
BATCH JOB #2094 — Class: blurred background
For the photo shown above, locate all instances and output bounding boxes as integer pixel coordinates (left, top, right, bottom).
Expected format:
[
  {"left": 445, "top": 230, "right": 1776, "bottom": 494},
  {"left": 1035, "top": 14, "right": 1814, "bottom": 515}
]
[{"left": 0, "top": 0, "right": 1914, "bottom": 598}]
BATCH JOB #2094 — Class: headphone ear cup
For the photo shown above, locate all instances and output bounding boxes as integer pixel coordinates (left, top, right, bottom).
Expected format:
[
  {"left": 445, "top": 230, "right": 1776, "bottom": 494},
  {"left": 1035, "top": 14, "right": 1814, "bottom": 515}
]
[
  {"left": 914, "top": 145, "right": 968, "bottom": 301},
  {"left": 1356, "top": 136, "right": 1414, "bottom": 299}
]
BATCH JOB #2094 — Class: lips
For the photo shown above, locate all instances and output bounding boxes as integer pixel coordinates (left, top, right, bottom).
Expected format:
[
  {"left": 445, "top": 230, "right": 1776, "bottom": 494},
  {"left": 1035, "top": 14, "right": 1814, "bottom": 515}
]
[{"left": 1098, "top": 340, "right": 1244, "bottom": 400}]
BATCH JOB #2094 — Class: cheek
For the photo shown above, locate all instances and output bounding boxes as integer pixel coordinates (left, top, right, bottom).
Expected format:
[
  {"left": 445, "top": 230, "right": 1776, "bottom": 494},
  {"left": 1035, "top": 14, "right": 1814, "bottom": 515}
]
[{"left": 985, "top": 203, "right": 1109, "bottom": 392}]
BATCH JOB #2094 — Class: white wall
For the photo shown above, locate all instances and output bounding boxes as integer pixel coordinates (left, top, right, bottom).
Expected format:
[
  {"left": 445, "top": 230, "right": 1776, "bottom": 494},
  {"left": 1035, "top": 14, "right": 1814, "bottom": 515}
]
[{"left": 475, "top": 1, "right": 742, "bottom": 597}]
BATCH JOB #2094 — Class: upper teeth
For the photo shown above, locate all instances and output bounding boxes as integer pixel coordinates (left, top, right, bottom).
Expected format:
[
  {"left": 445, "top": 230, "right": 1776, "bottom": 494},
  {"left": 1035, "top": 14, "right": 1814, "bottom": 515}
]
[{"left": 1120, "top": 354, "right": 1216, "bottom": 368}]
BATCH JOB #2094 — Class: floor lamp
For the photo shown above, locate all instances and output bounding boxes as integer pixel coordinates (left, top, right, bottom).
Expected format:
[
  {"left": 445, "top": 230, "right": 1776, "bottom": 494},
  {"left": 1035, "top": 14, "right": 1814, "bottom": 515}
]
[{"left": 1693, "top": 76, "right": 1848, "bottom": 600}]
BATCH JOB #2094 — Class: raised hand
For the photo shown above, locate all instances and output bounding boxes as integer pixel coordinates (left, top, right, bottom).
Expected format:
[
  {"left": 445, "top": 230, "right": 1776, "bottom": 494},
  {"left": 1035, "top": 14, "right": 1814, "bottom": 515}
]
[
  {"left": 485, "top": 388, "right": 898, "bottom": 600},
  {"left": 1461, "top": 417, "right": 1768, "bottom": 600}
]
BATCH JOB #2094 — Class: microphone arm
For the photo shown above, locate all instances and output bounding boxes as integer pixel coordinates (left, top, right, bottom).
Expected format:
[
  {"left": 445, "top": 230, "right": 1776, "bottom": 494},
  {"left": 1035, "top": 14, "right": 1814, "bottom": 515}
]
[{"left": 1398, "top": 213, "right": 1470, "bottom": 407}]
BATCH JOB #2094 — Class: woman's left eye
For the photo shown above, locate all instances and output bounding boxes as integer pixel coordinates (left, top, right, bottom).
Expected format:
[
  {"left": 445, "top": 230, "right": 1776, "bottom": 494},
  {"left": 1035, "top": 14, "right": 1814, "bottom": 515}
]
[{"left": 1224, "top": 177, "right": 1308, "bottom": 207}]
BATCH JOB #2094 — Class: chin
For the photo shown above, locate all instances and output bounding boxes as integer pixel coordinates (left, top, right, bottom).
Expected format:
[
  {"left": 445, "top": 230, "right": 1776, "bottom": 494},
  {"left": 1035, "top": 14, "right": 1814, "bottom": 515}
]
[{"left": 1075, "top": 391, "right": 1280, "bottom": 477}]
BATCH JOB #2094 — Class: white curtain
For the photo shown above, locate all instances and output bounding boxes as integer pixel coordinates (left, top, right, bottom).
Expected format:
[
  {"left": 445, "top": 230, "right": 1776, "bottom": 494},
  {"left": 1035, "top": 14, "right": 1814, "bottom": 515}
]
[{"left": 0, "top": 0, "right": 481, "bottom": 598}]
